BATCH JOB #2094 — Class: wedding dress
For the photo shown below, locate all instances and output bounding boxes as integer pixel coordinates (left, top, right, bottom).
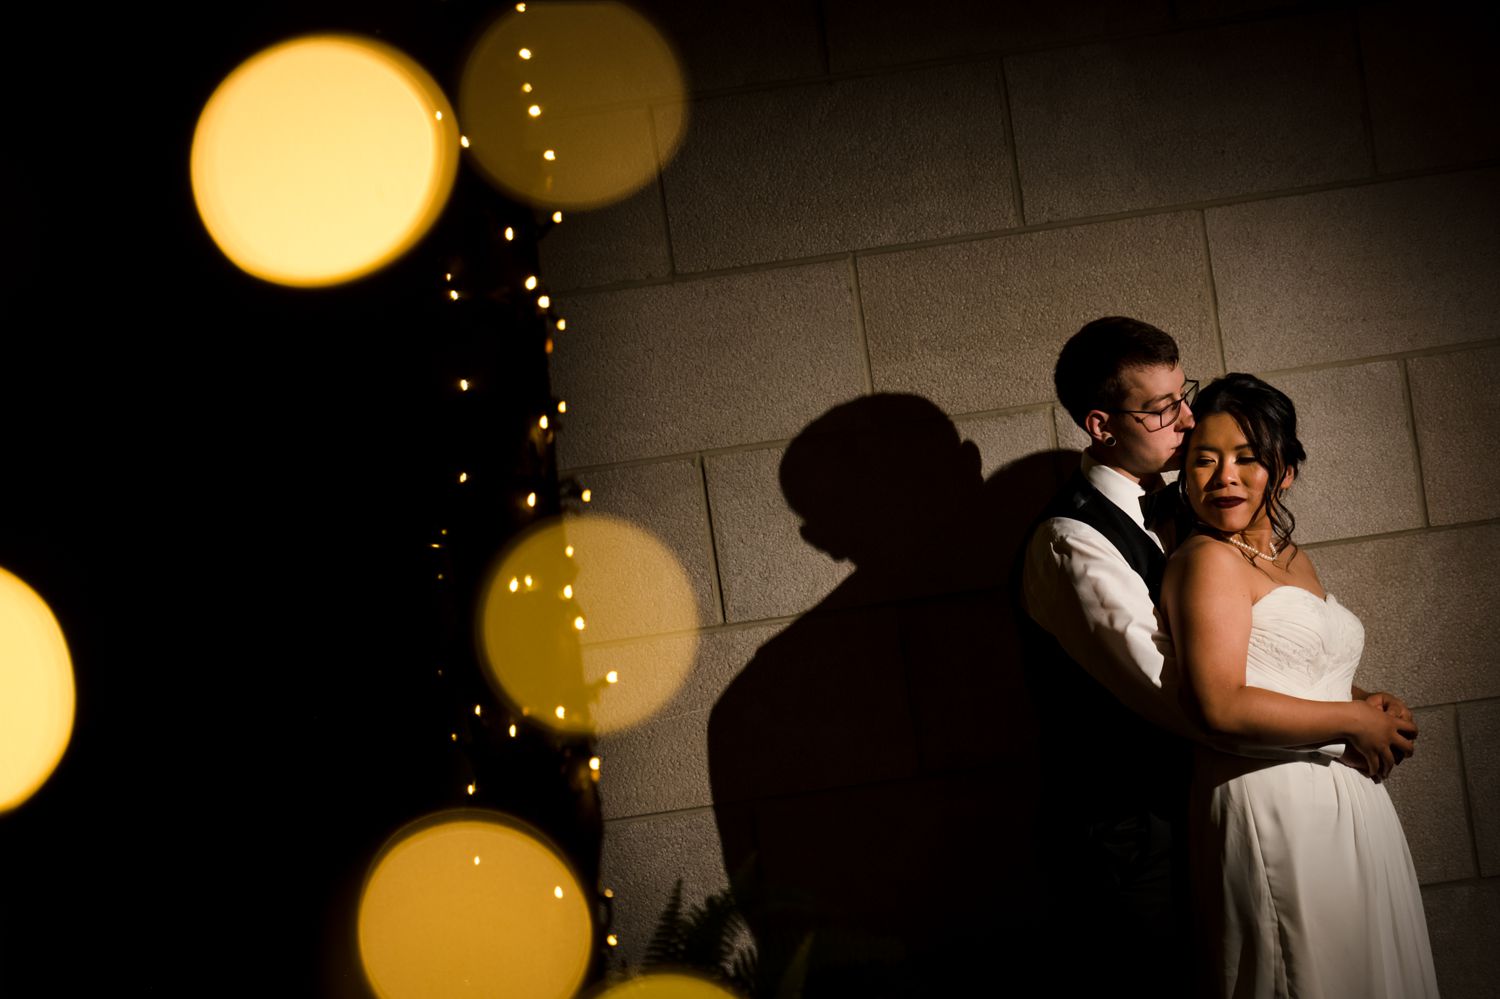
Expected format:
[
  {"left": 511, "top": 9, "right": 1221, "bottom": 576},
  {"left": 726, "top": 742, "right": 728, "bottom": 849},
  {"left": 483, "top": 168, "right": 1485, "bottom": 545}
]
[{"left": 1191, "top": 586, "right": 1440, "bottom": 998}]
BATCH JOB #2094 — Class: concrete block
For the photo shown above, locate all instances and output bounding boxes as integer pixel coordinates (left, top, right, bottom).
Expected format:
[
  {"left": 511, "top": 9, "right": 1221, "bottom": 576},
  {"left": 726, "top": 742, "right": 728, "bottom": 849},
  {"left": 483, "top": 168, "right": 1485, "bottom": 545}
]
[
  {"left": 1262, "top": 363, "right": 1423, "bottom": 544},
  {"left": 858, "top": 211, "right": 1220, "bottom": 415},
  {"left": 704, "top": 446, "right": 853, "bottom": 623},
  {"left": 1006, "top": 14, "right": 1367, "bottom": 222},
  {"left": 565, "top": 459, "right": 720, "bottom": 629},
  {"left": 1208, "top": 170, "right": 1500, "bottom": 370},
  {"left": 633, "top": 0, "right": 824, "bottom": 92},
  {"left": 1053, "top": 406, "right": 1090, "bottom": 452},
  {"left": 659, "top": 63, "right": 1017, "bottom": 272},
  {"left": 551, "top": 261, "right": 867, "bottom": 466},
  {"left": 1361, "top": 2, "right": 1500, "bottom": 173},
  {"left": 955, "top": 408, "right": 1054, "bottom": 477},
  {"left": 823, "top": 0, "right": 1170, "bottom": 73},
  {"left": 598, "top": 707, "right": 713, "bottom": 819},
  {"left": 582, "top": 622, "right": 786, "bottom": 727},
  {"left": 1312, "top": 524, "right": 1500, "bottom": 707},
  {"left": 1408, "top": 347, "right": 1500, "bottom": 526},
  {"left": 599, "top": 808, "right": 731, "bottom": 965},
  {"left": 539, "top": 184, "right": 672, "bottom": 291},
  {"left": 1457, "top": 699, "right": 1500, "bottom": 877},
  {"left": 1383, "top": 705, "right": 1477, "bottom": 885},
  {"left": 1421, "top": 879, "right": 1500, "bottom": 999}
]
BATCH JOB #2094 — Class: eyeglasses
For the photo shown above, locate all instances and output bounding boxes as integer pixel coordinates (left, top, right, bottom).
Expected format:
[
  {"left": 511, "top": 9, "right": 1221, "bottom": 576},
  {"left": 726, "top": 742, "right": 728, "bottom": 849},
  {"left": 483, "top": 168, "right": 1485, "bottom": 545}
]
[{"left": 1109, "top": 379, "right": 1198, "bottom": 432}]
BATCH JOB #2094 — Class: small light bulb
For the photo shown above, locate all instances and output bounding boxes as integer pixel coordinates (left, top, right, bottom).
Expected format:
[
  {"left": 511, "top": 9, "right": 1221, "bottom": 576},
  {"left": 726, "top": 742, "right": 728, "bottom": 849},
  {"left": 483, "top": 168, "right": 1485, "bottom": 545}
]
[
  {"left": 527, "top": 104, "right": 541, "bottom": 118},
  {"left": 545, "top": 338, "right": 554, "bottom": 354},
  {"left": 458, "top": 471, "right": 468, "bottom": 483},
  {"left": 430, "top": 542, "right": 441, "bottom": 549},
  {"left": 539, "top": 415, "right": 549, "bottom": 430},
  {"left": 474, "top": 856, "right": 481, "bottom": 865},
  {"left": 522, "top": 82, "right": 533, "bottom": 93},
  {"left": 542, "top": 149, "right": 556, "bottom": 161},
  {"left": 557, "top": 400, "right": 567, "bottom": 413},
  {"left": 466, "top": 782, "right": 476, "bottom": 795},
  {"left": 538, "top": 295, "right": 551, "bottom": 309},
  {"left": 581, "top": 488, "right": 592, "bottom": 503},
  {"left": 508, "top": 723, "right": 517, "bottom": 737},
  {"left": 525, "top": 275, "right": 538, "bottom": 290},
  {"left": 460, "top": 134, "right": 470, "bottom": 148},
  {"left": 519, "top": 48, "right": 532, "bottom": 59},
  {"left": 450, "top": 732, "right": 457, "bottom": 741},
  {"left": 565, "top": 545, "right": 574, "bottom": 558},
  {"left": 556, "top": 318, "right": 567, "bottom": 331},
  {"left": 553, "top": 886, "right": 564, "bottom": 899},
  {"left": 435, "top": 110, "right": 444, "bottom": 121},
  {"left": 504, "top": 226, "right": 515, "bottom": 241},
  {"left": 459, "top": 378, "right": 470, "bottom": 391},
  {"left": 474, "top": 704, "right": 482, "bottom": 716},
  {"left": 562, "top": 584, "right": 573, "bottom": 598},
  {"left": 440, "top": 529, "right": 448, "bottom": 535},
  {"left": 444, "top": 272, "right": 452, "bottom": 281},
  {"left": 508, "top": 577, "right": 520, "bottom": 593},
  {"left": 516, "top": 2, "right": 526, "bottom": 10},
  {"left": 526, "top": 492, "right": 537, "bottom": 508},
  {"left": 448, "top": 289, "right": 459, "bottom": 300},
  {"left": 552, "top": 211, "right": 563, "bottom": 223},
  {"left": 606, "top": 934, "right": 619, "bottom": 947},
  {"left": 524, "top": 574, "right": 534, "bottom": 588},
  {"left": 573, "top": 615, "right": 586, "bottom": 631},
  {"left": 588, "top": 756, "right": 600, "bottom": 771},
  {"left": 606, "top": 670, "right": 619, "bottom": 684},
  {"left": 555, "top": 705, "right": 566, "bottom": 719},
  {"left": 604, "top": 888, "right": 614, "bottom": 899}
]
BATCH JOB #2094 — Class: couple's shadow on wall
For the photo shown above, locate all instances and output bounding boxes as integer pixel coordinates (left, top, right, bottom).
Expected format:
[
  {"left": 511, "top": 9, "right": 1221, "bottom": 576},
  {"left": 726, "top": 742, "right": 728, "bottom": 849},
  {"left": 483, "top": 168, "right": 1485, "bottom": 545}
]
[{"left": 707, "top": 394, "right": 1073, "bottom": 995}]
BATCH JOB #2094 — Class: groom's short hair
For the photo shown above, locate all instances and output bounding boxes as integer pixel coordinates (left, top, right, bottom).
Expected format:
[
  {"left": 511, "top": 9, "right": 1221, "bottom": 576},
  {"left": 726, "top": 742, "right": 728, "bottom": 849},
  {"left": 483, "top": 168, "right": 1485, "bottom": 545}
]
[{"left": 1055, "top": 316, "right": 1180, "bottom": 429}]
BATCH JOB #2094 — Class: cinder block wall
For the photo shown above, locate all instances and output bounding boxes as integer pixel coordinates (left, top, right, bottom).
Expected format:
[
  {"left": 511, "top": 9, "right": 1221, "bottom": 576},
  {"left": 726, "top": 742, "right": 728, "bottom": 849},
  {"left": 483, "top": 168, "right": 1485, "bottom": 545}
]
[{"left": 542, "top": 0, "right": 1499, "bottom": 991}]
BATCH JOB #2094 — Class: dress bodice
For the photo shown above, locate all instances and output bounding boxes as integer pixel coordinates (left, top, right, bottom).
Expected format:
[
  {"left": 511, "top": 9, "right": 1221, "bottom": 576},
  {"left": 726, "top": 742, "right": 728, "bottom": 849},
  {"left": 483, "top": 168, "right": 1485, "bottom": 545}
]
[{"left": 1247, "top": 586, "right": 1363, "bottom": 702}]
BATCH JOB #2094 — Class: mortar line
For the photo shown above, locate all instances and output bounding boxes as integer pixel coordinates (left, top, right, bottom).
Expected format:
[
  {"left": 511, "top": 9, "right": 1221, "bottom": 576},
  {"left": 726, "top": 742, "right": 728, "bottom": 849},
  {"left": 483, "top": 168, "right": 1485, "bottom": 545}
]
[
  {"left": 1198, "top": 210, "right": 1231, "bottom": 375},
  {"left": 1450, "top": 706, "right": 1486, "bottom": 878},
  {"left": 645, "top": 108, "right": 679, "bottom": 276},
  {"left": 553, "top": 161, "right": 1500, "bottom": 297},
  {"left": 1349, "top": 6, "right": 1382, "bottom": 177},
  {"left": 850, "top": 254, "right": 875, "bottom": 394},
  {"left": 1398, "top": 359, "right": 1432, "bottom": 528},
  {"left": 696, "top": 453, "right": 730, "bottom": 625},
  {"left": 996, "top": 57, "right": 1027, "bottom": 226}
]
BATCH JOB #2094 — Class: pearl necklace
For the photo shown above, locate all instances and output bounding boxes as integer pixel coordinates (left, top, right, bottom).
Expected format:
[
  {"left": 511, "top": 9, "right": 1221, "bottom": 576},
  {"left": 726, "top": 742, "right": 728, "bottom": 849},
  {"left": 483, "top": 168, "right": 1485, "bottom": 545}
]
[{"left": 1226, "top": 533, "right": 1281, "bottom": 563}]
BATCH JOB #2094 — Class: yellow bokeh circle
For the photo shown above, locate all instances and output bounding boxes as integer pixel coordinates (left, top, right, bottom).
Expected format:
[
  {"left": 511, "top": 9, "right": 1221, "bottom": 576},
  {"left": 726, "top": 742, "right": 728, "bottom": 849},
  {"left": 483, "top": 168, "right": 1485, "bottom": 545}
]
[
  {"left": 459, "top": 2, "right": 687, "bottom": 209},
  {"left": 593, "top": 972, "right": 743, "bottom": 999},
  {"left": 0, "top": 567, "right": 75, "bottom": 812},
  {"left": 191, "top": 35, "right": 460, "bottom": 287},
  {"left": 477, "top": 514, "right": 699, "bottom": 735},
  {"left": 358, "top": 811, "right": 592, "bottom": 999}
]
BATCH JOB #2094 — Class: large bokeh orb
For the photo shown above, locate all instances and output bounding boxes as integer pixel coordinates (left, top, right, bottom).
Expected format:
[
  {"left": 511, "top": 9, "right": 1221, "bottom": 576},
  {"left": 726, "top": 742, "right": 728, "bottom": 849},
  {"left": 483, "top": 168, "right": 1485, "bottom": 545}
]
[
  {"left": 593, "top": 972, "right": 744, "bottom": 999},
  {"left": 459, "top": 2, "right": 687, "bottom": 209},
  {"left": 358, "top": 811, "right": 593, "bottom": 999},
  {"left": 477, "top": 514, "right": 699, "bottom": 736},
  {"left": 0, "top": 567, "right": 75, "bottom": 812},
  {"left": 191, "top": 35, "right": 460, "bottom": 287}
]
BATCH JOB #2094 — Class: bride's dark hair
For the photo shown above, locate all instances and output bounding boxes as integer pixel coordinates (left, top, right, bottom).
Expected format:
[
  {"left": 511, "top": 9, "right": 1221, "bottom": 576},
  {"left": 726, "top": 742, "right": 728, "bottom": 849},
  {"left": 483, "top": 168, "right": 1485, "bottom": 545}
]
[{"left": 1186, "top": 373, "right": 1307, "bottom": 561}]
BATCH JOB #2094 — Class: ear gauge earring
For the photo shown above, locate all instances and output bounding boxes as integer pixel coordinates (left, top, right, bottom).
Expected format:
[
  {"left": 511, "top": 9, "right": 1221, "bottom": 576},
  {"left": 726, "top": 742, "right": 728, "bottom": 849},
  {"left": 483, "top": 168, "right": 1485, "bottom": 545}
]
[{"left": 1103, "top": 435, "right": 1117, "bottom": 447}]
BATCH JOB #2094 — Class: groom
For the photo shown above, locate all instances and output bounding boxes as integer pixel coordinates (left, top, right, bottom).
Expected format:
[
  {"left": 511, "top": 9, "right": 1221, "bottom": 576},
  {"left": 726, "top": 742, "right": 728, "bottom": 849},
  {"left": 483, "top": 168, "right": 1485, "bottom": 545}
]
[{"left": 1017, "top": 317, "right": 1408, "bottom": 994}]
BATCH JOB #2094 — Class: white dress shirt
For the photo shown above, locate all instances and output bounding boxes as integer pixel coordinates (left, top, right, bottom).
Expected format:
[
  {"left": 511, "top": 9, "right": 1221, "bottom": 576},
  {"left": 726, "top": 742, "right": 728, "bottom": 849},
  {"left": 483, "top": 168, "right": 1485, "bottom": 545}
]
[{"left": 1023, "top": 453, "right": 1341, "bottom": 757}]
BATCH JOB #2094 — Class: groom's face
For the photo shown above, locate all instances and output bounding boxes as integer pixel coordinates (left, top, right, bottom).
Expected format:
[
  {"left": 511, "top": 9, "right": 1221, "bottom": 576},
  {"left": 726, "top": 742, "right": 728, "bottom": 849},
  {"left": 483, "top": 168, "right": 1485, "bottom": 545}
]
[{"left": 1105, "top": 363, "right": 1195, "bottom": 478}]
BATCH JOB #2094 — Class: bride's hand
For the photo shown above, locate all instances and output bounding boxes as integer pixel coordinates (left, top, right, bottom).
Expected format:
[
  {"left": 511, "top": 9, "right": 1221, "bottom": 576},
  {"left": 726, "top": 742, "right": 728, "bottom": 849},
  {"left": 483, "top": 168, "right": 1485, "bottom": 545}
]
[{"left": 1346, "top": 701, "right": 1418, "bottom": 780}]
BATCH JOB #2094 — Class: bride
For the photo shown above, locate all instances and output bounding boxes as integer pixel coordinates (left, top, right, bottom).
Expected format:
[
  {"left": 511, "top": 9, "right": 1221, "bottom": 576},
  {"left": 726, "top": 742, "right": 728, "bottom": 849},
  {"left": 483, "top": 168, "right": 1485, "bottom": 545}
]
[{"left": 1161, "top": 373, "right": 1439, "bottom": 998}]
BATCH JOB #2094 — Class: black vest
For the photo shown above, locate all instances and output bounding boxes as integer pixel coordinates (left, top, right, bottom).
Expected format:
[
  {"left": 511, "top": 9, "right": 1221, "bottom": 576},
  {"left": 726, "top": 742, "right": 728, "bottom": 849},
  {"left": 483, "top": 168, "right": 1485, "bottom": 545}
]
[{"left": 1017, "top": 470, "right": 1189, "bottom": 823}]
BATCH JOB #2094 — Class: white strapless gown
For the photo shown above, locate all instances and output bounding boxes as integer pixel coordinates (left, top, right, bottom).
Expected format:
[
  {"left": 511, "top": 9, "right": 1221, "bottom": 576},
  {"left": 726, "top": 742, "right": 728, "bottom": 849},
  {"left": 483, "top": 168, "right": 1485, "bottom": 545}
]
[{"left": 1191, "top": 586, "right": 1440, "bottom": 999}]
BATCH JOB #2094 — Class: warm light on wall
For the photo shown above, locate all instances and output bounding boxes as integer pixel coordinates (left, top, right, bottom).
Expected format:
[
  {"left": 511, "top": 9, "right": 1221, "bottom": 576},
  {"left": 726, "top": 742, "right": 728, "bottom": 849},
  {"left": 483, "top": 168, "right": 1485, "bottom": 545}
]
[{"left": 191, "top": 35, "right": 459, "bottom": 287}]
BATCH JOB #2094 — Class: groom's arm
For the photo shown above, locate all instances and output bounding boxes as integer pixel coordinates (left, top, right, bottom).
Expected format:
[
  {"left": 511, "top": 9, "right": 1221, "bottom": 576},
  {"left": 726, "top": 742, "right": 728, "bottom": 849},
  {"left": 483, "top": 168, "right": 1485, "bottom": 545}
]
[
  {"left": 1022, "top": 518, "right": 1198, "bottom": 740},
  {"left": 1024, "top": 518, "right": 1343, "bottom": 760}
]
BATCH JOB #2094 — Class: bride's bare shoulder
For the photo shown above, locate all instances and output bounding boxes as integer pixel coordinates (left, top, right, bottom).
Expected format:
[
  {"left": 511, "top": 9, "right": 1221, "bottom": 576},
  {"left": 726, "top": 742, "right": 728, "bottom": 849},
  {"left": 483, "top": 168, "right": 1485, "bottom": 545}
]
[{"left": 1172, "top": 533, "right": 1240, "bottom": 567}]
